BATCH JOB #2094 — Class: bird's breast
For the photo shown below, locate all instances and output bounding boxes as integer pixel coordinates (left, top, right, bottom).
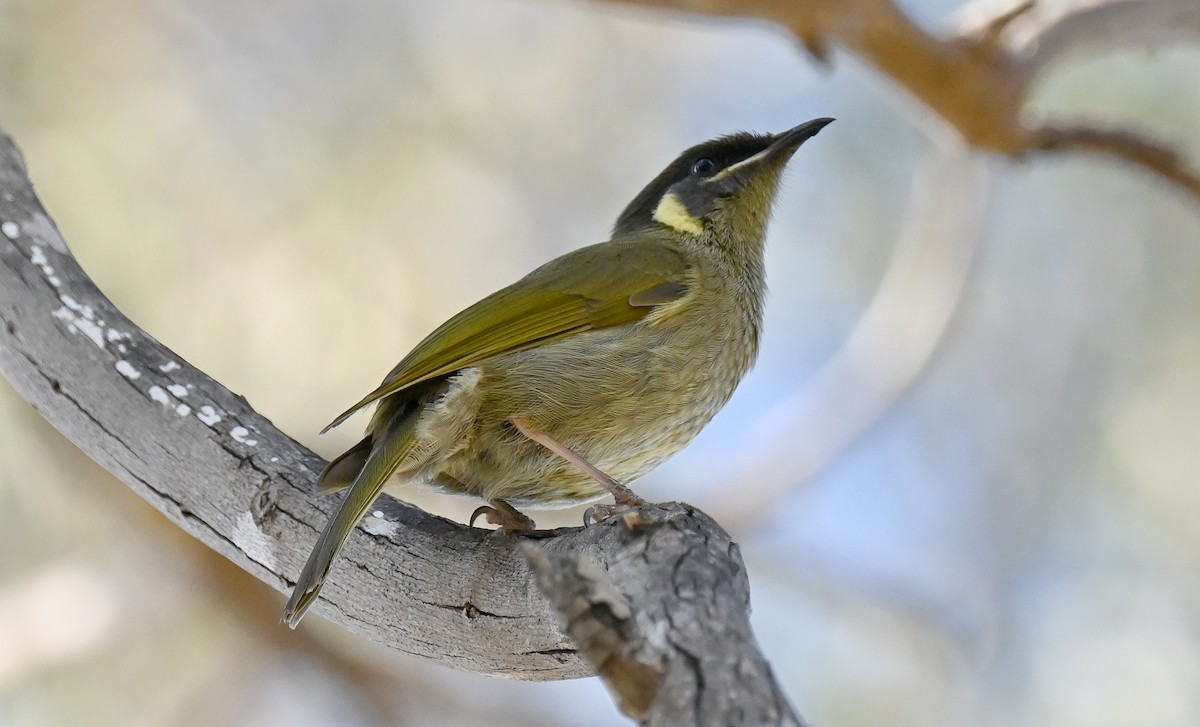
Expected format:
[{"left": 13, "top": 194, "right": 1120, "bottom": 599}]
[
  {"left": 497, "top": 295, "right": 756, "bottom": 450},
  {"left": 431, "top": 287, "right": 763, "bottom": 506}
]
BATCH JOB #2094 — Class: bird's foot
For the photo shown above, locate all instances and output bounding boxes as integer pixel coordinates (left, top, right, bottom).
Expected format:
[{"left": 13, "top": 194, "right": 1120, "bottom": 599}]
[
  {"left": 470, "top": 499, "right": 536, "bottom": 531},
  {"left": 605, "top": 480, "right": 646, "bottom": 508},
  {"left": 583, "top": 495, "right": 649, "bottom": 527}
]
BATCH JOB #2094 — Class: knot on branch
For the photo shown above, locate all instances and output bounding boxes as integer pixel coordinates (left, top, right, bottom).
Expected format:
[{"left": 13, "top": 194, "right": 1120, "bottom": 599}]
[{"left": 525, "top": 502, "right": 802, "bottom": 726}]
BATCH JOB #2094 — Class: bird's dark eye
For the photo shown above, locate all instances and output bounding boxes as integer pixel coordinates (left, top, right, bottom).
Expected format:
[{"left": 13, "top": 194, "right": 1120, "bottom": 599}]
[{"left": 690, "top": 157, "right": 717, "bottom": 177}]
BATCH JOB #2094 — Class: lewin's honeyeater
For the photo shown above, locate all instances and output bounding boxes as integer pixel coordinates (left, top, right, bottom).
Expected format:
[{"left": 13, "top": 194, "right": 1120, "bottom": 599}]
[{"left": 283, "top": 118, "right": 834, "bottom": 627}]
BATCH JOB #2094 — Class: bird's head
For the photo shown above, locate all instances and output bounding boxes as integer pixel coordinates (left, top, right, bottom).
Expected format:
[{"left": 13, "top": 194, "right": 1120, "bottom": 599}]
[{"left": 613, "top": 118, "right": 833, "bottom": 246}]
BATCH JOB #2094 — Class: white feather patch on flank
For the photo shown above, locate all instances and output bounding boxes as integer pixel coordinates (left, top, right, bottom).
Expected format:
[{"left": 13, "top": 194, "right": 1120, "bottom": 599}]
[
  {"left": 652, "top": 192, "right": 704, "bottom": 235},
  {"left": 410, "top": 367, "right": 483, "bottom": 467}
]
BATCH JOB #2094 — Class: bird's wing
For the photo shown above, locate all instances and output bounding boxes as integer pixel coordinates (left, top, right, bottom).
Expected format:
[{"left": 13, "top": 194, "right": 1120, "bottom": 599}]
[{"left": 322, "top": 238, "right": 691, "bottom": 432}]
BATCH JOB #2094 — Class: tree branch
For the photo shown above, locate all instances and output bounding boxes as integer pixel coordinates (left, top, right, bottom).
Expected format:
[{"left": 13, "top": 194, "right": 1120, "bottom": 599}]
[
  {"left": 0, "top": 127, "right": 803, "bottom": 723},
  {"left": 1029, "top": 123, "right": 1200, "bottom": 200},
  {"left": 0, "top": 127, "right": 577, "bottom": 679},
  {"left": 526, "top": 504, "right": 805, "bottom": 726},
  {"left": 592, "top": 0, "right": 1200, "bottom": 203},
  {"left": 1008, "top": 0, "right": 1200, "bottom": 83}
]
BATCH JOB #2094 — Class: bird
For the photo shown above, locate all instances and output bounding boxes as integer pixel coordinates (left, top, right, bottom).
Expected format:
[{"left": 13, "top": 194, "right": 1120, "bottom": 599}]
[{"left": 283, "top": 117, "right": 834, "bottom": 627}]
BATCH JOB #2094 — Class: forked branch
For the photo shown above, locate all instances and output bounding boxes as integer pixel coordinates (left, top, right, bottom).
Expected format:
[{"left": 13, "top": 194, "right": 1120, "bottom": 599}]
[{"left": 594, "top": 0, "right": 1200, "bottom": 202}]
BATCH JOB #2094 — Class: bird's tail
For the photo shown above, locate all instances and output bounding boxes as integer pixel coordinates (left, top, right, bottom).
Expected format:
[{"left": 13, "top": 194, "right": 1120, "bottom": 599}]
[
  {"left": 282, "top": 418, "right": 417, "bottom": 628},
  {"left": 316, "top": 436, "right": 371, "bottom": 495}
]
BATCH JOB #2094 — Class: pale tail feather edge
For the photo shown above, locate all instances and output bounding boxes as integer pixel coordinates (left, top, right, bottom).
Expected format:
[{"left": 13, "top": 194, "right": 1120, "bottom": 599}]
[{"left": 282, "top": 419, "right": 416, "bottom": 627}]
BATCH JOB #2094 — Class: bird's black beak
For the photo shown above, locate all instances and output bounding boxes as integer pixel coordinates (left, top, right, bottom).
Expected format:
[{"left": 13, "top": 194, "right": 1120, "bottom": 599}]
[
  {"left": 709, "top": 117, "right": 834, "bottom": 194},
  {"left": 764, "top": 117, "right": 835, "bottom": 161}
]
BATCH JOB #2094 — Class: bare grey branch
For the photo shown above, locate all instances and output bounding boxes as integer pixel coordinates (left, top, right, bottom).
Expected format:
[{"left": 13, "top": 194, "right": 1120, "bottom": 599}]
[
  {"left": 527, "top": 503, "right": 806, "bottom": 726},
  {"left": 0, "top": 126, "right": 804, "bottom": 724}
]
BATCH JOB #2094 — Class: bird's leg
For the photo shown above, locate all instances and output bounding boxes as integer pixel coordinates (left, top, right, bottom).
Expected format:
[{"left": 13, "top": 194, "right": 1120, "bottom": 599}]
[
  {"left": 470, "top": 499, "right": 536, "bottom": 531},
  {"left": 508, "top": 417, "right": 646, "bottom": 524}
]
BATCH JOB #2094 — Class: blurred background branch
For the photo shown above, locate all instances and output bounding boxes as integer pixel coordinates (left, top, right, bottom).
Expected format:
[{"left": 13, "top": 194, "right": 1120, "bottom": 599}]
[
  {"left": 1029, "top": 123, "right": 1200, "bottom": 198},
  {"left": 595, "top": 0, "right": 1200, "bottom": 198}
]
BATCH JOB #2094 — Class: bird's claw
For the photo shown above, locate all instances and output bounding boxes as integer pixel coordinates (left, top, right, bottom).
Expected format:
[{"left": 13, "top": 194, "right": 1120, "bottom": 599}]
[
  {"left": 583, "top": 502, "right": 639, "bottom": 526},
  {"left": 470, "top": 500, "right": 536, "bottom": 531}
]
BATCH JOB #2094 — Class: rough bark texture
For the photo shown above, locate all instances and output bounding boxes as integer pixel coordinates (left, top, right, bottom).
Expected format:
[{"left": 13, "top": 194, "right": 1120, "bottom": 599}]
[
  {"left": 527, "top": 503, "right": 804, "bottom": 725},
  {"left": 0, "top": 127, "right": 804, "bottom": 723},
  {"left": 0, "top": 129, "right": 569, "bottom": 678}
]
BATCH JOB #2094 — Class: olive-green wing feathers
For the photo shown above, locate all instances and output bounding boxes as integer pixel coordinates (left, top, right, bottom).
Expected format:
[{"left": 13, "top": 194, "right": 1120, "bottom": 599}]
[{"left": 321, "top": 239, "right": 691, "bottom": 433}]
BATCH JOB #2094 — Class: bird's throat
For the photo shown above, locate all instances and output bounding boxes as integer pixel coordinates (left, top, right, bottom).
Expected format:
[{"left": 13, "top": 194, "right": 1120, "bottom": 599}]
[{"left": 652, "top": 192, "right": 704, "bottom": 235}]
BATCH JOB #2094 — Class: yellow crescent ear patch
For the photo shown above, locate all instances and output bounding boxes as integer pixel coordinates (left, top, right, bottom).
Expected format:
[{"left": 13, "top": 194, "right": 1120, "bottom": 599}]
[{"left": 652, "top": 192, "right": 704, "bottom": 235}]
